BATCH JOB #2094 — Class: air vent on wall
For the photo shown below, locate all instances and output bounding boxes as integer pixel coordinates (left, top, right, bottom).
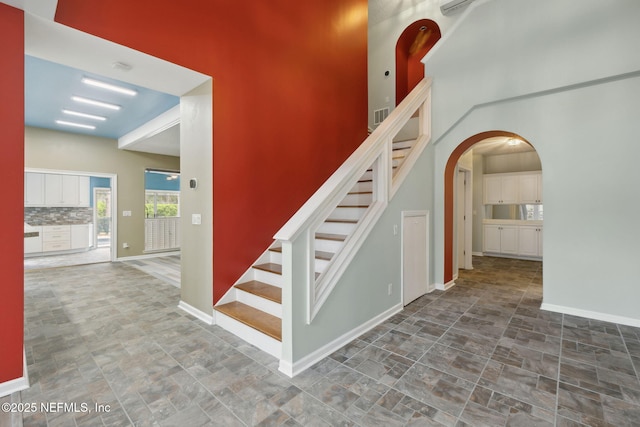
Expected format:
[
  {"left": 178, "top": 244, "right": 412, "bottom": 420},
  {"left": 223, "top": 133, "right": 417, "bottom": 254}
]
[
  {"left": 373, "top": 108, "right": 389, "bottom": 126},
  {"left": 440, "top": 0, "right": 475, "bottom": 16}
]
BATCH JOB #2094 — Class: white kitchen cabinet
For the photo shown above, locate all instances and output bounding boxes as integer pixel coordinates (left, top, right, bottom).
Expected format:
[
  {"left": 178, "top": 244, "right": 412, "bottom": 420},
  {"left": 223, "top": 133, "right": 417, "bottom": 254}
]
[
  {"left": 518, "top": 225, "right": 543, "bottom": 257},
  {"left": 483, "top": 224, "right": 518, "bottom": 254},
  {"left": 24, "top": 172, "right": 45, "bottom": 206},
  {"left": 71, "top": 224, "right": 92, "bottom": 249},
  {"left": 483, "top": 175, "right": 519, "bottom": 204},
  {"left": 78, "top": 176, "right": 90, "bottom": 207},
  {"left": 519, "top": 173, "right": 543, "bottom": 204},
  {"left": 24, "top": 226, "right": 43, "bottom": 254},
  {"left": 45, "top": 174, "right": 80, "bottom": 206},
  {"left": 42, "top": 225, "right": 71, "bottom": 252}
]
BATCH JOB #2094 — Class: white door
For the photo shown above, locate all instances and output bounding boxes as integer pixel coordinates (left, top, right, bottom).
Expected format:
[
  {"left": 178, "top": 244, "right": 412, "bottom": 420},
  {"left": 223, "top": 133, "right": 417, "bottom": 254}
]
[{"left": 403, "top": 211, "right": 429, "bottom": 306}]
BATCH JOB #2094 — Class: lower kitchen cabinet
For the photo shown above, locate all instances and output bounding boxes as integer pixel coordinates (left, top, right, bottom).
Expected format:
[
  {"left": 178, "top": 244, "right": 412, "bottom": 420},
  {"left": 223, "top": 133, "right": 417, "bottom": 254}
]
[{"left": 483, "top": 222, "right": 543, "bottom": 259}]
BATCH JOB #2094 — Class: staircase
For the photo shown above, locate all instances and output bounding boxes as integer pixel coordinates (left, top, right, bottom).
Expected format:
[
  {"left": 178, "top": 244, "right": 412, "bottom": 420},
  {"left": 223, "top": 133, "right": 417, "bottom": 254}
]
[{"left": 214, "top": 118, "right": 421, "bottom": 359}]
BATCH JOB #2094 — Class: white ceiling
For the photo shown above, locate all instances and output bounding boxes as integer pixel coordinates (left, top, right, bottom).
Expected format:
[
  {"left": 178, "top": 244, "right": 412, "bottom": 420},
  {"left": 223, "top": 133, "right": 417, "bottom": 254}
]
[{"left": 470, "top": 137, "right": 536, "bottom": 156}]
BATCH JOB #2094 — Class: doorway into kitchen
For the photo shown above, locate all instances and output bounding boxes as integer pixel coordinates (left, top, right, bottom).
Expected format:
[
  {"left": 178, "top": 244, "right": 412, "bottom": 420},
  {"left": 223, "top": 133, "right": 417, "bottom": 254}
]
[{"left": 24, "top": 170, "right": 117, "bottom": 270}]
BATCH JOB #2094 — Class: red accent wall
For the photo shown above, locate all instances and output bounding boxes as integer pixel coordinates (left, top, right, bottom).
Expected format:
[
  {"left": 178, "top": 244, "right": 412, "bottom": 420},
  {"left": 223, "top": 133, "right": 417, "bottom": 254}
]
[
  {"left": 55, "top": 1, "right": 369, "bottom": 303},
  {"left": 0, "top": 3, "right": 25, "bottom": 384}
]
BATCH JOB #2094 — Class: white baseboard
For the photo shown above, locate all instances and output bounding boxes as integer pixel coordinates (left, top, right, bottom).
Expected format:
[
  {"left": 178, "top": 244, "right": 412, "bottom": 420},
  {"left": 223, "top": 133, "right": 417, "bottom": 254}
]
[
  {"left": 472, "top": 251, "right": 483, "bottom": 257},
  {"left": 178, "top": 300, "right": 214, "bottom": 325},
  {"left": 541, "top": 303, "right": 640, "bottom": 328},
  {"left": 435, "top": 279, "right": 456, "bottom": 291},
  {"left": 0, "top": 349, "right": 29, "bottom": 398},
  {"left": 278, "top": 303, "right": 403, "bottom": 378},
  {"left": 117, "top": 250, "right": 180, "bottom": 262}
]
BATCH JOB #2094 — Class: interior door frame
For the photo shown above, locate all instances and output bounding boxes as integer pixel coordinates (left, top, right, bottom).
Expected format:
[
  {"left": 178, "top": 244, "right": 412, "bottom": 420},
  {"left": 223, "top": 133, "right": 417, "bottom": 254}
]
[
  {"left": 401, "top": 210, "right": 430, "bottom": 306},
  {"left": 455, "top": 166, "right": 473, "bottom": 274}
]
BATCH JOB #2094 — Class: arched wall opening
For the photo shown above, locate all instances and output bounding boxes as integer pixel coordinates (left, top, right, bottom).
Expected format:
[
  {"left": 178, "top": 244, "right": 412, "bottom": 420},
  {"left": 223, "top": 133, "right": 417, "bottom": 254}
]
[
  {"left": 444, "top": 130, "right": 538, "bottom": 284},
  {"left": 395, "top": 19, "right": 441, "bottom": 105}
]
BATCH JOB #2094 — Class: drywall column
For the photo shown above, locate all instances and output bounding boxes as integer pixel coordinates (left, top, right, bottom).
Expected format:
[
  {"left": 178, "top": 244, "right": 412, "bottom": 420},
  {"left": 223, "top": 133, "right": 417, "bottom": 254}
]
[
  {"left": 180, "top": 80, "right": 214, "bottom": 318},
  {"left": 0, "top": 3, "right": 26, "bottom": 394}
]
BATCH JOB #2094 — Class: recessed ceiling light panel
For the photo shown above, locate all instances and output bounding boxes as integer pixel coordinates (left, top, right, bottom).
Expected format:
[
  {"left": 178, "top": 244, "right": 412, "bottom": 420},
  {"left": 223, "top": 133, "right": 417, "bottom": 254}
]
[
  {"left": 72, "top": 96, "right": 121, "bottom": 111},
  {"left": 55, "top": 120, "right": 96, "bottom": 130},
  {"left": 62, "top": 109, "right": 107, "bottom": 121},
  {"left": 82, "top": 77, "right": 137, "bottom": 96}
]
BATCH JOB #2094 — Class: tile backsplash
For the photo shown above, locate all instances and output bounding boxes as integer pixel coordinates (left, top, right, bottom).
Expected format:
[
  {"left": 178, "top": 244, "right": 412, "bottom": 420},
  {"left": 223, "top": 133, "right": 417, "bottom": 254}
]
[{"left": 25, "top": 207, "right": 93, "bottom": 226}]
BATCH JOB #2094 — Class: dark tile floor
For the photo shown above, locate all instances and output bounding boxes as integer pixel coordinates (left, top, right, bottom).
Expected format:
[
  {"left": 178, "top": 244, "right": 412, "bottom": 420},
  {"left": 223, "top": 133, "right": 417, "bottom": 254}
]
[{"left": 17, "top": 256, "right": 640, "bottom": 426}]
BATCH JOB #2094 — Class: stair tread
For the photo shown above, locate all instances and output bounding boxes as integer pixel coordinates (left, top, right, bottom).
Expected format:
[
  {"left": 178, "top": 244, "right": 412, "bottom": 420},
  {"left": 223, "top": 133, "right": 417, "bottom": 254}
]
[
  {"left": 254, "top": 262, "right": 282, "bottom": 275},
  {"left": 235, "top": 280, "right": 282, "bottom": 304},
  {"left": 316, "top": 232, "right": 347, "bottom": 241},
  {"left": 216, "top": 301, "right": 281, "bottom": 341},
  {"left": 348, "top": 191, "right": 373, "bottom": 195},
  {"left": 325, "top": 218, "right": 358, "bottom": 224},
  {"left": 269, "top": 247, "right": 334, "bottom": 261},
  {"left": 338, "top": 204, "right": 369, "bottom": 208}
]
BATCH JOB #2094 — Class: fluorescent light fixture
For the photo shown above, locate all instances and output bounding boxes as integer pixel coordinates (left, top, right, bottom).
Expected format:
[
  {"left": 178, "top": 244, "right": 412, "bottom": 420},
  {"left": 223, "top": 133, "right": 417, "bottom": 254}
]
[
  {"left": 62, "top": 109, "right": 107, "bottom": 121},
  {"left": 72, "top": 96, "right": 121, "bottom": 110},
  {"left": 55, "top": 120, "right": 96, "bottom": 130},
  {"left": 81, "top": 77, "right": 137, "bottom": 96}
]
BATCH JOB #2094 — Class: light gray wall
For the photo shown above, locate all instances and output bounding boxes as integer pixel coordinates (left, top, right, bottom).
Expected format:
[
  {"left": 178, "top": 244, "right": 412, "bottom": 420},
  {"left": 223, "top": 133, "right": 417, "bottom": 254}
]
[
  {"left": 426, "top": 0, "right": 640, "bottom": 322},
  {"left": 179, "top": 80, "right": 213, "bottom": 314},
  {"left": 368, "top": 0, "right": 461, "bottom": 128}
]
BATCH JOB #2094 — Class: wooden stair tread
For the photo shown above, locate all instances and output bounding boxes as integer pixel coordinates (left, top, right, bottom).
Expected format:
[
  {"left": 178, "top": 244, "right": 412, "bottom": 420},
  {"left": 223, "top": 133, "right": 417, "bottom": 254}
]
[
  {"left": 316, "top": 233, "right": 347, "bottom": 241},
  {"left": 254, "top": 262, "right": 282, "bottom": 275},
  {"left": 338, "top": 204, "right": 369, "bottom": 208},
  {"left": 325, "top": 218, "right": 358, "bottom": 224},
  {"left": 348, "top": 191, "right": 373, "bottom": 195},
  {"left": 216, "top": 301, "right": 281, "bottom": 341},
  {"left": 269, "top": 247, "right": 334, "bottom": 261},
  {"left": 235, "top": 280, "right": 281, "bottom": 304}
]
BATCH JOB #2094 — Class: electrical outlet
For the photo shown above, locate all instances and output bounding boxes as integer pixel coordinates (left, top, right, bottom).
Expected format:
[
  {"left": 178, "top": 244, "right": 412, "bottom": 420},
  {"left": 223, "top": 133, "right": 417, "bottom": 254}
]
[
  {"left": 388, "top": 283, "right": 393, "bottom": 295},
  {"left": 393, "top": 224, "right": 398, "bottom": 235},
  {"left": 122, "top": 243, "right": 129, "bottom": 249},
  {"left": 122, "top": 210, "right": 132, "bottom": 217}
]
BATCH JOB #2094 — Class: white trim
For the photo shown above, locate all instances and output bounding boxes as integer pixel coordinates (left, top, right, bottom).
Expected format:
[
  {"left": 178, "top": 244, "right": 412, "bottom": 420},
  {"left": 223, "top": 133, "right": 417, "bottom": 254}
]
[
  {"left": 178, "top": 300, "right": 214, "bottom": 325},
  {"left": 435, "top": 279, "right": 456, "bottom": 291},
  {"left": 0, "top": 349, "right": 29, "bottom": 398},
  {"left": 119, "top": 105, "right": 180, "bottom": 149},
  {"left": 116, "top": 250, "right": 180, "bottom": 262},
  {"left": 215, "top": 311, "right": 281, "bottom": 359},
  {"left": 541, "top": 303, "right": 640, "bottom": 328},
  {"left": 278, "top": 302, "right": 403, "bottom": 378},
  {"left": 472, "top": 251, "right": 484, "bottom": 257}
]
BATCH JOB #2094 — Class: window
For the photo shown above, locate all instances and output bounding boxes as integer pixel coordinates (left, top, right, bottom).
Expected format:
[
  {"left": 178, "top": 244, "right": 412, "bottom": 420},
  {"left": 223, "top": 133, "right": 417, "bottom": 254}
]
[{"left": 145, "top": 191, "right": 180, "bottom": 218}]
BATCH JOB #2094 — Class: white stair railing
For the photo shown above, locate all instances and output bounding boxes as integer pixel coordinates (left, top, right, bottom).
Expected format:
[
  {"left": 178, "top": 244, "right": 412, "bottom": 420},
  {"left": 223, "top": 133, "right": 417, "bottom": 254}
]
[{"left": 274, "top": 78, "right": 432, "bottom": 323}]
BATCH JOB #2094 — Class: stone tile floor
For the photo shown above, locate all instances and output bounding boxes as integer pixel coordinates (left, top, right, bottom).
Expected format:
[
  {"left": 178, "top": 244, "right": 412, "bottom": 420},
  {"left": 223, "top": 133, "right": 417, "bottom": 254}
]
[{"left": 16, "top": 256, "right": 640, "bottom": 426}]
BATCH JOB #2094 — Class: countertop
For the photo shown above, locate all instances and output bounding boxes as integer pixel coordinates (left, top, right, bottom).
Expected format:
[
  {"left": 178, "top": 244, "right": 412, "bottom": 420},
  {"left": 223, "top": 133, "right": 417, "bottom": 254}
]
[{"left": 483, "top": 219, "right": 543, "bottom": 226}]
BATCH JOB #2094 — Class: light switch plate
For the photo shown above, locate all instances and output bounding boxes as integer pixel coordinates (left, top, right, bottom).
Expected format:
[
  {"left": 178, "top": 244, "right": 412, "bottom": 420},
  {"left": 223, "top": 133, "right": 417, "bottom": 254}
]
[{"left": 192, "top": 214, "right": 201, "bottom": 225}]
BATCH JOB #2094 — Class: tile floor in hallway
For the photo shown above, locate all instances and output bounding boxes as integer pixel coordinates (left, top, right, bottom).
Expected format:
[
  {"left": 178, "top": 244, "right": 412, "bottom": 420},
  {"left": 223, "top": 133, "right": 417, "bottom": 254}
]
[{"left": 18, "top": 256, "right": 640, "bottom": 426}]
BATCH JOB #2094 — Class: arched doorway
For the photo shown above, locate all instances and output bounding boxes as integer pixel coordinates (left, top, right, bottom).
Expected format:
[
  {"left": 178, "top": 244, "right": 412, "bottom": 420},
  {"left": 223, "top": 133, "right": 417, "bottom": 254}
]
[
  {"left": 395, "top": 20, "right": 441, "bottom": 105},
  {"left": 444, "top": 130, "right": 540, "bottom": 284}
]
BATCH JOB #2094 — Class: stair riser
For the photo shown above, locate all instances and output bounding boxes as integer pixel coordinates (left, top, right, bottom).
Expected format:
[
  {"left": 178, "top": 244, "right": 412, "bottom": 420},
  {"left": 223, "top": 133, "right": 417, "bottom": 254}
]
[
  {"left": 235, "top": 288, "right": 282, "bottom": 318},
  {"left": 314, "top": 257, "right": 331, "bottom": 274},
  {"left": 314, "top": 238, "right": 344, "bottom": 253},
  {"left": 350, "top": 181, "right": 373, "bottom": 193},
  {"left": 341, "top": 193, "right": 372, "bottom": 206},
  {"left": 359, "top": 170, "right": 373, "bottom": 181},
  {"left": 317, "top": 221, "right": 357, "bottom": 235},
  {"left": 269, "top": 250, "right": 282, "bottom": 265},
  {"left": 328, "top": 206, "right": 368, "bottom": 221},
  {"left": 215, "top": 311, "right": 281, "bottom": 359},
  {"left": 253, "top": 269, "right": 282, "bottom": 287}
]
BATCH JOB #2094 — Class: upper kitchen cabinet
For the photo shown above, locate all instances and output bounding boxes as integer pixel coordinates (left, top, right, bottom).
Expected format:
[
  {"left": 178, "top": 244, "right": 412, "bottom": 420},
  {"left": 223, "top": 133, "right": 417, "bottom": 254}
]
[
  {"left": 483, "top": 174, "right": 519, "bottom": 204},
  {"left": 518, "top": 172, "right": 543, "bottom": 204},
  {"left": 25, "top": 172, "right": 91, "bottom": 207},
  {"left": 25, "top": 172, "right": 45, "bottom": 206},
  {"left": 45, "top": 174, "right": 79, "bottom": 206}
]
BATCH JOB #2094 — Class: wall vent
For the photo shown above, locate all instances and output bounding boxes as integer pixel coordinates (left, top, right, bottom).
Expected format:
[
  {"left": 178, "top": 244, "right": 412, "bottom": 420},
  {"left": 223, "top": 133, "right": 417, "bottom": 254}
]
[{"left": 373, "top": 108, "right": 389, "bottom": 125}]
